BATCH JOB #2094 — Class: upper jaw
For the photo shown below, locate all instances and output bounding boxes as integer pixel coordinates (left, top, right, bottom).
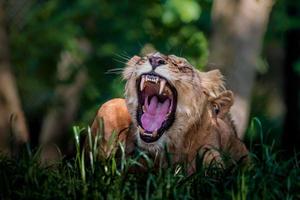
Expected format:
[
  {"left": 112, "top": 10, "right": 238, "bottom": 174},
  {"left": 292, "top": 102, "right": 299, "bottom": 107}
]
[
  {"left": 135, "top": 72, "right": 177, "bottom": 143},
  {"left": 139, "top": 74, "right": 170, "bottom": 97}
]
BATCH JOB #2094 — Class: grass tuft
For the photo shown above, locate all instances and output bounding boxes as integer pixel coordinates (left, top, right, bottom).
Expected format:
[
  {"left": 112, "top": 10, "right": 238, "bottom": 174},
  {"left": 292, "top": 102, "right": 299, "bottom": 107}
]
[{"left": 0, "top": 118, "right": 300, "bottom": 199}]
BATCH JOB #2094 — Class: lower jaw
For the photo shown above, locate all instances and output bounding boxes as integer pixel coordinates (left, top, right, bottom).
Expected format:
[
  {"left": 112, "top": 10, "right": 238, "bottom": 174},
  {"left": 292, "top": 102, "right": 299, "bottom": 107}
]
[
  {"left": 137, "top": 117, "right": 168, "bottom": 143},
  {"left": 138, "top": 134, "right": 163, "bottom": 147},
  {"left": 135, "top": 101, "right": 177, "bottom": 143},
  {"left": 138, "top": 132, "right": 162, "bottom": 143}
]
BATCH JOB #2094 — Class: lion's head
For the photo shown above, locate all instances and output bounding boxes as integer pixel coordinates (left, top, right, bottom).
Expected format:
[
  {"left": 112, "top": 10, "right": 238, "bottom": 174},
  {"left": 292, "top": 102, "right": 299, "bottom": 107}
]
[{"left": 123, "top": 52, "right": 225, "bottom": 153}]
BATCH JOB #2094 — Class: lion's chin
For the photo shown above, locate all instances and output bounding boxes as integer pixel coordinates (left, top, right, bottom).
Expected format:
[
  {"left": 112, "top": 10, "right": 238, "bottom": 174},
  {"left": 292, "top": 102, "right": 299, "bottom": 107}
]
[{"left": 135, "top": 73, "right": 177, "bottom": 143}]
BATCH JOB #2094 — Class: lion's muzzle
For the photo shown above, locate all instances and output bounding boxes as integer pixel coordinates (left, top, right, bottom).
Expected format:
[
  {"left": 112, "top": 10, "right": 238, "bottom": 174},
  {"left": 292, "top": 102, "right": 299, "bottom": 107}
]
[{"left": 136, "top": 73, "right": 177, "bottom": 143}]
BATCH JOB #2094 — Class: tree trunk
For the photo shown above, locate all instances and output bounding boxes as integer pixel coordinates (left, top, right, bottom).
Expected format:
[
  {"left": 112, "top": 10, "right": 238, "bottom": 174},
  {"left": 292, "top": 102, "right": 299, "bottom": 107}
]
[
  {"left": 0, "top": 2, "right": 29, "bottom": 156},
  {"left": 39, "top": 39, "right": 90, "bottom": 164},
  {"left": 208, "top": 0, "right": 273, "bottom": 138}
]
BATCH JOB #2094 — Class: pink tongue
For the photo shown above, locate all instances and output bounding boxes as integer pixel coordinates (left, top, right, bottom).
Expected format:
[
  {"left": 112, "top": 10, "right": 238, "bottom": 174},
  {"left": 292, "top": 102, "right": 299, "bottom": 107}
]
[{"left": 141, "top": 96, "right": 170, "bottom": 132}]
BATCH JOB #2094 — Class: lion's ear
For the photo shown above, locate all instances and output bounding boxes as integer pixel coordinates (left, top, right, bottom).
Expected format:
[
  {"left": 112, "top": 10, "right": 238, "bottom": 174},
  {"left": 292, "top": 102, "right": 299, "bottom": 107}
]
[
  {"left": 207, "top": 90, "right": 234, "bottom": 119},
  {"left": 199, "top": 69, "right": 225, "bottom": 96},
  {"left": 123, "top": 55, "right": 141, "bottom": 80}
]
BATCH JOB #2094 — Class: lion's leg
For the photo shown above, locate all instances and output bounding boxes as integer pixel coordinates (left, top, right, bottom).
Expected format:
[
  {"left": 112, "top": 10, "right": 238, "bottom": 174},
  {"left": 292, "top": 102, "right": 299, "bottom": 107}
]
[
  {"left": 87, "top": 98, "right": 132, "bottom": 158},
  {"left": 186, "top": 146, "right": 223, "bottom": 175},
  {"left": 226, "top": 136, "right": 249, "bottom": 164},
  {"left": 201, "top": 146, "right": 224, "bottom": 167}
]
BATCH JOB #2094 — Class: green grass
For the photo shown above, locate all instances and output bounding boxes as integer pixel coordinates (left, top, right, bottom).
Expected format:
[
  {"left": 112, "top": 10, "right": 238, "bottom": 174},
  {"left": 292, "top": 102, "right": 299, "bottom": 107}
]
[{"left": 0, "top": 118, "right": 300, "bottom": 200}]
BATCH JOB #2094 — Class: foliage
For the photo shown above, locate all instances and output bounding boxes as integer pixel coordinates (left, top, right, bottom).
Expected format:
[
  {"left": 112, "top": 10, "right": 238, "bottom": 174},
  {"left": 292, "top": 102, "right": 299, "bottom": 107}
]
[
  {"left": 10, "top": 0, "right": 209, "bottom": 126},
  {"left": 0, "top": 118, "right": 300, "bottom": 199}
]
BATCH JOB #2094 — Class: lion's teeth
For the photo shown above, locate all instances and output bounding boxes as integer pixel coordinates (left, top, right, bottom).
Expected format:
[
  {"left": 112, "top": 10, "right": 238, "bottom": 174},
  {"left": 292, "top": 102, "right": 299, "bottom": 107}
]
[
  {"left": 165, "top": 86, "right": 172, "bottom": 95},
  {"left": 145, "top": 75, "right": 159, "bottom": 83},
  {"left": 159, "top": 79, "right": 166, "bottom": 95},
  {"left": 167, "top": 111, "right": 171, "bottom": 116},
  {"left": 152, "top": 130, "right": 158, "bottom": 137},
  {"left": 138, "top": 126, "right": 145, "bottom": 134},
  {"left": 140, "top": 76, "right": 145, "bottom": 91}
]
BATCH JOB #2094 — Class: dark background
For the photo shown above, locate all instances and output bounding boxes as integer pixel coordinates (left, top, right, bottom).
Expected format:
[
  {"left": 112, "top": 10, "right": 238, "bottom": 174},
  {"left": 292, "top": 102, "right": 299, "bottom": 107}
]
[{"left": 0, "top": 0, "right": 299, "bottom": 156}]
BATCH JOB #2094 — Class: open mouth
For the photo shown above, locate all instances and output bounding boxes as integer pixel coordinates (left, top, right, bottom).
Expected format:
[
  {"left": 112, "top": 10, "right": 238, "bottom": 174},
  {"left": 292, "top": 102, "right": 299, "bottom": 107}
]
[{"left": 136, "top": 73, "right": 177, "bottom": 143}]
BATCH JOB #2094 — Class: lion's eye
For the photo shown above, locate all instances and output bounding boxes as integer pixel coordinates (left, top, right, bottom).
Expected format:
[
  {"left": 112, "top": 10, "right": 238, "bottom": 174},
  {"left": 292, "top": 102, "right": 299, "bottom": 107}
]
[
  {"left": 137, "top": 58, "right": 146, "bottom": 65},
  {"left": 213, "top": 105, "right": 220, "bottom": 115}
]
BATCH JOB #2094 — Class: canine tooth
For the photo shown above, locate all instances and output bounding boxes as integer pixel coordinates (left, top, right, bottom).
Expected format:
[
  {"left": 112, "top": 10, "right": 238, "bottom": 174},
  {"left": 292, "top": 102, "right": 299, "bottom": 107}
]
[
  {"left": 153, "top": 130, "right": 158, "bottom": 137},
  {"left": 138, "top": 126, "right": 145, "bottom": 134},
  {"left": 142, "top": 105, "right": 146, "bottom": 112},
  {"left": 165, "top": 86, "right": 172, "bottom": 95},
  {"left": 167, "top": 108, "right": 172, "bottom": 116},
  {"left": 140, "top": 76, "right": 145, "bottom": 91},
  {"left": 143, "top": 132, "right": 151, "bottom": 136},
  {"left": 159, "top": 79, "right": 167, "bottom": 95}
]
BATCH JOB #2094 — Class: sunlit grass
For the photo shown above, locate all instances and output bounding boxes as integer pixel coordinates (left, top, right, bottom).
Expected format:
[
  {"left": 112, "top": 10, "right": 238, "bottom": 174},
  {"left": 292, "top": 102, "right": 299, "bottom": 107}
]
[{"left": 0, "top": 118, "right": 299, "bottom": 199}]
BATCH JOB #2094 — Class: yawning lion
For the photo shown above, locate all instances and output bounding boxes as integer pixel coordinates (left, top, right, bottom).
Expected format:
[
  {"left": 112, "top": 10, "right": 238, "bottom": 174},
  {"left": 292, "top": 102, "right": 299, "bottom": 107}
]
[{"left": 89, "top": 52, "right": 248, "bottom": 172}]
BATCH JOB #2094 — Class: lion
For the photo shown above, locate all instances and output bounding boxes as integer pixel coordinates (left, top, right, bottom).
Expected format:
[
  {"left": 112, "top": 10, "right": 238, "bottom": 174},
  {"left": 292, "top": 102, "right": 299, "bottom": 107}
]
[{"left": 88, "top": 52, "right": 248, "bottom": 173}]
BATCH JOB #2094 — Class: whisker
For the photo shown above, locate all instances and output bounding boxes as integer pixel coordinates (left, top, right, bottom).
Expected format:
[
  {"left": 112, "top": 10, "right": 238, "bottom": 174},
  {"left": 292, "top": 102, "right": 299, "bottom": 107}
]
[
  {"left": 105, "top": 71, "right": 123, "bottom": 75},
  {"left": 105, "top": 67, "right": 124, "bottom": 75},
  {"left": 120, "top": 51, "right": 131, "bottom": 59},
  {"left": 116, "top": 55, "right": 130, "bottom": 61},
  {"left": 107, "top": 68, "right": 124, "bottom": 71},
  {"left": 114, "top": 53, "right": 131, "bottom": 62},
  {"left": 113, "top": 58, "right": 128, "bottom": 65},
  {"left": 137, "top": 42, "right": 144, "bottom": 50}
]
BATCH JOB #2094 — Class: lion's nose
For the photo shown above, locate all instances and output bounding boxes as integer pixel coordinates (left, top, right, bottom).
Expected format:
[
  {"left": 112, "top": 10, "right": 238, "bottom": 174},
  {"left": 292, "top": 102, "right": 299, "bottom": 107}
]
[{"left": 149, "top": 56, "right": 166, "bottom": 69}]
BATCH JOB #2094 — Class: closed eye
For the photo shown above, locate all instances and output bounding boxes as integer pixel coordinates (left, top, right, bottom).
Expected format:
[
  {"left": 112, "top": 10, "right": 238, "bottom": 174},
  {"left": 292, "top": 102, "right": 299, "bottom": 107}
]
[
  {"left": 158, "top": 59, "right": 166, "bottom": 65},
  {"left": 137, "top": 58, "right": 146, "bottom": 65}
]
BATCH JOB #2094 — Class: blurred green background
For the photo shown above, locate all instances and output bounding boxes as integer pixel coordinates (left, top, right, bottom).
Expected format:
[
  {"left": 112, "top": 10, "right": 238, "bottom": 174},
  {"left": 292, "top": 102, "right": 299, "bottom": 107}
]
[{"left": 1, "top": 0, "right": 300, "bottom": 153}]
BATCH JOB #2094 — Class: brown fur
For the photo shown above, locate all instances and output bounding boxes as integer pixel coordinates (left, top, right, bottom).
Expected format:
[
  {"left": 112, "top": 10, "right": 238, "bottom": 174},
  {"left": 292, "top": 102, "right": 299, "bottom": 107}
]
[
  {"left": 89, "top": 98, "right": 131, "bottom": 158},
  {"left": 89, "top": 53, "right": 248, "bottom": 172}
]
